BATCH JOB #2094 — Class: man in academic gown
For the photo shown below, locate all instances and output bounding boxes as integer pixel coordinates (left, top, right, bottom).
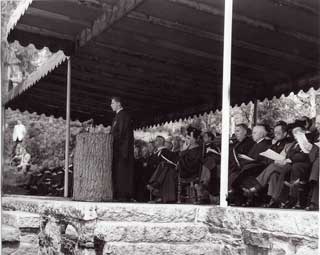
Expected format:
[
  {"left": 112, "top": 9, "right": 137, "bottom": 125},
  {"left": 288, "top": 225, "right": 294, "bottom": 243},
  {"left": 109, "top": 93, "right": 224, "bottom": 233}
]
[
  {"left": 110, "top": 96, "right": 134, "bottom": 201},
  {"left": 228, "top": 124, "right": 255, "bottom": 189},
  {"left": 228, "top": 124, "right": 271, "bottom": 205},
  {"left": 147, "top": 136, "right": 178, "bottom": 203}
]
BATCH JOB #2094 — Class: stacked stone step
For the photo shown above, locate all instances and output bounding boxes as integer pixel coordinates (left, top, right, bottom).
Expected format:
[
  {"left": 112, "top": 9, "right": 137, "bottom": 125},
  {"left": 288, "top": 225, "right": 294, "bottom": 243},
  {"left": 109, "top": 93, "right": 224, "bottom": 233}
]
[
  {"left": 2, "top": 196, "right": 319, "bottom": 255},
  {"left": 2, "top": 211, "right": 41, "bottom": 255}
]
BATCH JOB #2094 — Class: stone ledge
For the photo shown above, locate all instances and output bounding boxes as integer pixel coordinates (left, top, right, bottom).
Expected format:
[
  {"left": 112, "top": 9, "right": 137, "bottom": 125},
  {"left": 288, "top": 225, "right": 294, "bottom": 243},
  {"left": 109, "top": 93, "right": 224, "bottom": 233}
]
[
  {"left": 2, "top": 225, "right": 20, "bottom": 243},
  {"left": 2, "top": 210, "right": 41, "bottom": 229},
  {"left": 202, "top": 207, "right": 319, "bottom": 239},
  {"left": 102, "top": 242, "right": 231, "bottom": 255},
  {"left": 94, "top": 222, "right": 209, "bottom": 242}
]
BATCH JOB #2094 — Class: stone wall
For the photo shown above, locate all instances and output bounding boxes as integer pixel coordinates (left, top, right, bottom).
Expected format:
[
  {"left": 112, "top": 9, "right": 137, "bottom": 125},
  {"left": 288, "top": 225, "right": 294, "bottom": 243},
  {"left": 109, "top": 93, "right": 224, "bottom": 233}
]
[{"left": 2, "top": 196, "right": 319, "bottom": 255}]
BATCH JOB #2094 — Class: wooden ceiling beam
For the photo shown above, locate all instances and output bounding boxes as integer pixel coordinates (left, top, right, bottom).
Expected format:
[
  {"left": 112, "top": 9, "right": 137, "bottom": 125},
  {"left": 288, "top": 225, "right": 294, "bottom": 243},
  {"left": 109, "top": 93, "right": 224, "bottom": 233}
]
[
  {"left": 112, "top": 28, "right": 290, "bottom": 77},
  {"left": 89, "top": 41, "right": 219, "bottom": 76},
  {"left": 167, "top": 0, "right": 320, "bottom": 45},
  {"left": 128, "top": 11, "right": 319, "bottom": 69},
  {"left": 267, "top": 0, "right": 319, "bottom": 16},
  {"left": 26, "top": 7, "right": 91, "bottom": 27},
  {"left": 15, "top": 23, "right": 74, "bottom": 41},
  {"left": 75, "top": 0, "right": 146, "bottom": 48},
  {"left": 32, "top": 79, "right": 163, "bottom": 112},
  {"left": 50, "top": 70, "right": 194, "bottom": 106},
  {"left": 75, "top": 51, "right": 217, "bottom": 86},
  {"left": 72, "top": 57, "right": 218, "bottom": 96}
]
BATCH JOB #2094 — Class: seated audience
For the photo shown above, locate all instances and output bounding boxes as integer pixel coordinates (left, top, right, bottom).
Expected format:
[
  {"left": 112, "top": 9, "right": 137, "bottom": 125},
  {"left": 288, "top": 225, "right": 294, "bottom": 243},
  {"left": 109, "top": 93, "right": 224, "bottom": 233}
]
[{"left": 242, "top": 121, "right": 292, "bottom": 207}]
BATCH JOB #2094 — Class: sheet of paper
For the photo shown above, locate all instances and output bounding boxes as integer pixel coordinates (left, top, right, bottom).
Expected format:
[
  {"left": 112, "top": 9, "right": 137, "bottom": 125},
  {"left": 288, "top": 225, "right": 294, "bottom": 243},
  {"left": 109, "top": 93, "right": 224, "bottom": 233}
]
[
  {"left": 238, "top": 154, "right": 254, "bottom": 161},
  {"left": 260, "top": 149, "right": 285, "bottom": 161}
]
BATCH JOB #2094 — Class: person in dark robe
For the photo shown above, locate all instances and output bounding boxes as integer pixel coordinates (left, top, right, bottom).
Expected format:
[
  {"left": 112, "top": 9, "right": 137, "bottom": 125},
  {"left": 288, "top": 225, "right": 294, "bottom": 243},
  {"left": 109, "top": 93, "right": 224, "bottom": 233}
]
[
  {"left": 242, "top": 121, "right": 292, "bottom": 207},
  {"left": 228, "top": 124, "right": 255, "bottom": 189},
  {"left": 195, "top": 131, "right": 220, "bottom": 204},
  {"left": 147, "top": 136, "right": 178, "bottom": 203},
  {"left": 177, "top": 126, "right": 203, "bottom": 203},
  {"left": 134, "top": 145, "right": 154, "bottom": 202},
  {"left": 228, "top": 124, "right": 271, "bottom": 206},
  {"left": 110, "top": 96, "right": 134, "bottom": 202},
  {"left": 306, "top": 144, "right": 319, "bottom": 211}
]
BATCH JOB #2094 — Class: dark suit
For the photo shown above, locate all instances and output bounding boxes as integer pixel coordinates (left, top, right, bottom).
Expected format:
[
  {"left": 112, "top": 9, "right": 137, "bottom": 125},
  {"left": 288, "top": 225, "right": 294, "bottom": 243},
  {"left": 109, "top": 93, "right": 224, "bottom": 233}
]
[
  {"left": 274, "top": 142, "right": 311, "bottom": 204},
  {"left": 111, "top": 109, "right": 134, "bottom": 200},
  {"left": 255, "top": 138, "right": 291, "bottom": 198}
]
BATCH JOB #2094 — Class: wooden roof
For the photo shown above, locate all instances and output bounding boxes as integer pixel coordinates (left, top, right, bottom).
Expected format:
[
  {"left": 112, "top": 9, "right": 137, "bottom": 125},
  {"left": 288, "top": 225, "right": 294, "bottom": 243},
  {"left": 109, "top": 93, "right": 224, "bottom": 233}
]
[{"left": 5, "top": 0, "right": 320, "bottom": 127}]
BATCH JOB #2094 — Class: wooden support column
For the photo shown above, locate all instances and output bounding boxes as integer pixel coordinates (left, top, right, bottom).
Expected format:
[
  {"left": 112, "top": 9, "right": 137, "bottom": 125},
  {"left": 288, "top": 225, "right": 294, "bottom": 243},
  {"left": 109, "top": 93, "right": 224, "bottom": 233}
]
[
  {"left": 64, "top": 57, "right": 71, "bottom": 197},
  {"left": 220, "top": 0, "right": 233, "bottom": 207}
]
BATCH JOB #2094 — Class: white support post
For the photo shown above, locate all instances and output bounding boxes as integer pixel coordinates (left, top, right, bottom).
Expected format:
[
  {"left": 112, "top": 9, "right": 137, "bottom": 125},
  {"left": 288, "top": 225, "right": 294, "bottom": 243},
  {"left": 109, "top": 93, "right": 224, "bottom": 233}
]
[
  {"left": 220, "top": 0, "right": 233, "bottom": 207},
  {"left": 64, "top": 57, "right": 71, "bottom": 198}
]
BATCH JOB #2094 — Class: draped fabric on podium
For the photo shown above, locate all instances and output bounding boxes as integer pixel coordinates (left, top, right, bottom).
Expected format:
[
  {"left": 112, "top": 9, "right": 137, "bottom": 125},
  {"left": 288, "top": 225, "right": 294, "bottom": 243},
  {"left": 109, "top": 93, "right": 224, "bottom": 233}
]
[{"left": 111, "top": 109, "right": 134, "bottom": 200}]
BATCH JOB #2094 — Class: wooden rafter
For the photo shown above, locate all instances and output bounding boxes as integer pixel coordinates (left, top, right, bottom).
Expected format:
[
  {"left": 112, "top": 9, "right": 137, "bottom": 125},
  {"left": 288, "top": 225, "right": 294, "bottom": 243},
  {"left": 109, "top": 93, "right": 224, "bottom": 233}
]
[
  {"left": 267, "top": 0, "right": 319, "bottom": 16},
  {"left": 128, "top": 11, "right": 319, "bottom": 69},
  {"left": 26, "top": 7, "right": 91, "bottom": 27},
  {"left": 110, "top": 28, "right": 290, "bottom": 77},
  {"left": 167, "top": 0, "right": 320, "bottom": 45},
  {"left": 75, "top": 0, "right": 146, "bottom": 48}
]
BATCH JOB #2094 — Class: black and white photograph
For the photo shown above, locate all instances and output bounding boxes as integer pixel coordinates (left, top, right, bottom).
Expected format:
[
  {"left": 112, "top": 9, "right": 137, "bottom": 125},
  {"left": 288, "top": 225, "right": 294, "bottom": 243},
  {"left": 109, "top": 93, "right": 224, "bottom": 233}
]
[{"left": 0, "top": 0, "right": 319, "bottom": 254}]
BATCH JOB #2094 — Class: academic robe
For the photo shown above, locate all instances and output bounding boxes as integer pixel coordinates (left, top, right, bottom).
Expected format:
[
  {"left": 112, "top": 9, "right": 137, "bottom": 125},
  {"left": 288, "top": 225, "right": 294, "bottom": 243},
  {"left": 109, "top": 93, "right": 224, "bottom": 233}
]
[
  {"left": 231, "top": 138, "right": 271, "bottom": 189},
  {"left": 134, "top": 156, "right": 154, "bottom": 202},
  {"left": 111, "top": 109, "right": 134, "bottom": 200},
  {"left": 201, "top": 142, "right": 221, "bottom": 196},
  {"left": 228, "top": 136, "right": 255, "bottom": 188},
  {"left": 148, "top": 148, "right": 178, "bottom": 202},
  {"left": 179, "top": 146, "right": 203, "bottom": 179}
]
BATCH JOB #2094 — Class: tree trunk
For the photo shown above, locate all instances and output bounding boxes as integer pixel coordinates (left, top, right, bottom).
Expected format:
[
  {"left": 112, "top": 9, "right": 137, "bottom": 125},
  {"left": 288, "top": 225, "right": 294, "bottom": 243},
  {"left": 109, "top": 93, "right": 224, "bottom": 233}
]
[{"left": 73, "top": 133, "right": 113, "bottom": 201}]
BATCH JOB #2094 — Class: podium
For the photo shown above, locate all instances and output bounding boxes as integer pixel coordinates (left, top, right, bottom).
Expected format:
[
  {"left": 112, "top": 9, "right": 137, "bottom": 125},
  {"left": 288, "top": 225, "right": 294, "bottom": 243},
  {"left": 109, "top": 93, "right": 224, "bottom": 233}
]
[{"left": 73, "top": 133, "right": 113, "bottom": 201}]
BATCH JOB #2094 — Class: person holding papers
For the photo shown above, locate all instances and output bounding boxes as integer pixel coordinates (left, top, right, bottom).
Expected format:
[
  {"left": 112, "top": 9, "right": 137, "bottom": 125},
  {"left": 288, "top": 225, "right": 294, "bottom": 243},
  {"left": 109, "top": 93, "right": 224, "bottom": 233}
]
[
  {"left": 242, "top": 121, "right": 292, "bottom": 207},
  {"left": 228, "top": 124, "right": 271, "bottom": 206},
  {"left": 228, "top": 124, "right": 255, "bottom": 189}
]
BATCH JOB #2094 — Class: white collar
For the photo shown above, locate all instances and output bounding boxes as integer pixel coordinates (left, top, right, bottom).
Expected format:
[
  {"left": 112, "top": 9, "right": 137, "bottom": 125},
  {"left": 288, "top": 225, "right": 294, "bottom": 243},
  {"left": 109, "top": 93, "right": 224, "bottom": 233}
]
[
  {"left": 155, "top": 146, "right": 167, "bottom": 154},
  {"left": 116, "top": 108, "right": 123, "bottom": 114},
  {"left": 256, "top": 137, "right": 265, "bottom": 144}
]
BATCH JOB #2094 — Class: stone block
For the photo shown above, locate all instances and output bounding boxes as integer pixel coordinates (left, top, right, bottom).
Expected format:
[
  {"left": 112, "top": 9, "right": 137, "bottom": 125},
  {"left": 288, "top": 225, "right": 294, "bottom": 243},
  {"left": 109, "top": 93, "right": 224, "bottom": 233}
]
[
  {"left": 103, "top": 242, "right": 222, "bottom": 255},
  {"left": 2, "top": 224, "right": 20, "bottom": 242},
  {"left": 94, "top": 222, "right": 208, "bottom": 242},
  {"left": 20, "top": 233, "right": 39, "bottom": 245},
  {"left": 96, "top": 203, "right": 197, "bottom": 223},
  {"left": 12, "top": 242, "right": 40, "bottom": 255},
  {"left": 3, "top": 210, "right": 40, "bottom": 229}
]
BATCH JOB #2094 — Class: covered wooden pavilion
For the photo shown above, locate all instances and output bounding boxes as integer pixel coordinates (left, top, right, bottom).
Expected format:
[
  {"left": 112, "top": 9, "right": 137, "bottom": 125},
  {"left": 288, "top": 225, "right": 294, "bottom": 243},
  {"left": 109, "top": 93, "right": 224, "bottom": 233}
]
[
  {"left": 4, "top": 0, "right": 320, "bottom": 126},
  {"left": 3, "top": 0, "right": 320, "bottom": 203}
]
